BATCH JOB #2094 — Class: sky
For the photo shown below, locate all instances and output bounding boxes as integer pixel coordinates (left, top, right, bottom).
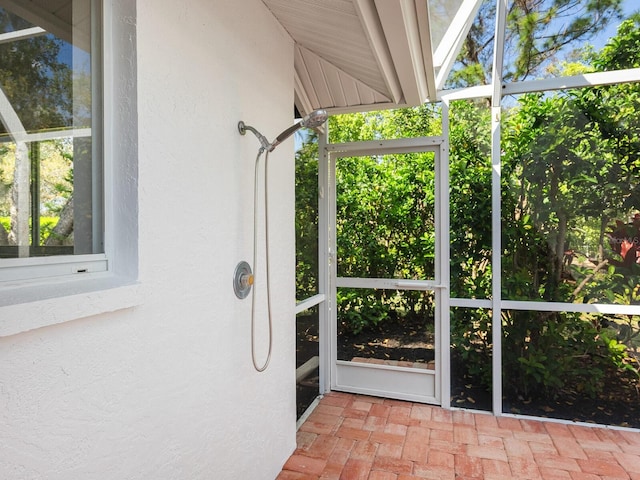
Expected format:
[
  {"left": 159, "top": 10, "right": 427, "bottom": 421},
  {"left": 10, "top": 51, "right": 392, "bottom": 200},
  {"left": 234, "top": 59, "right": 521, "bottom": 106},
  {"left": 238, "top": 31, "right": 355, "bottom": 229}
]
[{"left": 591, "top": 0, "right": 639, "bottom": 51}]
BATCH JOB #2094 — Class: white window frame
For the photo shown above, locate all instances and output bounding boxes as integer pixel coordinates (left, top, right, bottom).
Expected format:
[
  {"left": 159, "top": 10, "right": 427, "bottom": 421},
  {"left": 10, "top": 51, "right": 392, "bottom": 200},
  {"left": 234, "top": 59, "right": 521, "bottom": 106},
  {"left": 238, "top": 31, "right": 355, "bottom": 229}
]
[{"left": 0, "top": 0, "right": 141, "bottom": 337}]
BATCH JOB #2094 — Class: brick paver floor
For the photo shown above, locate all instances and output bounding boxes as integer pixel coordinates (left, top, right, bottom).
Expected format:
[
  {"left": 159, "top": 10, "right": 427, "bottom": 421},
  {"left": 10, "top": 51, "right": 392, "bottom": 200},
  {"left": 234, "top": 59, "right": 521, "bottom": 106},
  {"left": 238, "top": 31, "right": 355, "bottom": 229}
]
[{"left": 278, "top": 392, "right": 640, "bottom": 480}]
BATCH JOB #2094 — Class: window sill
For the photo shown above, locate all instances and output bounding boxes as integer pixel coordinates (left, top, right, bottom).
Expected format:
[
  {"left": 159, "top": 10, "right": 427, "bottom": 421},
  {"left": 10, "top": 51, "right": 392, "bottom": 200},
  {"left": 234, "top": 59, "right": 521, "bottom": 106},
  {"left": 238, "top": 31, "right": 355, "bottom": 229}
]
[{"left": 0, "top": 274, "right": 142, "bottom": 337}]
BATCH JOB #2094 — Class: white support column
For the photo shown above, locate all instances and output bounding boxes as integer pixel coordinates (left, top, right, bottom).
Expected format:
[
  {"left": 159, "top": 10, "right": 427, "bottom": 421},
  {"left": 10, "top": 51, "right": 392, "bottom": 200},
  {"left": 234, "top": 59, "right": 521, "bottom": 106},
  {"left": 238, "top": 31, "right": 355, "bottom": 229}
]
[
  {"left": 490, "top": 0, "right": 508, "bottom": 417},
  {"left": 11, "top": 142, "right": 30, "bottom": 257},
  {"left": 326, "top": 128, "right": 339, "bottom": 395},
  {"left": 490, "top": 106, "right": 502, "bottom": 417},
  {"left": 0, "top": 83, "right": 29, "bottom": 257},
  {"left": 439, "top": 99, "right": 451, "bottom": 408},
  {"left": 318, "top": 124, "right": 331, "bottom": 395},
  {"left": 434, "top": 0, "right": 484, "bottom": 91}
]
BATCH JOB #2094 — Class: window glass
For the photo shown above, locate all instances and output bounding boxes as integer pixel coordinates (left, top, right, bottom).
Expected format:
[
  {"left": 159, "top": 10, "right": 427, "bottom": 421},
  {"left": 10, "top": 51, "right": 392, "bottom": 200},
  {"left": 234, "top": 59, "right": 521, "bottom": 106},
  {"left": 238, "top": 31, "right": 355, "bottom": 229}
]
[
  {"left": 501, "top": 84, "right": 640, "bottom": 305},
  {"left": 0, "top": 0, "right": 101, "bottom": 259}
]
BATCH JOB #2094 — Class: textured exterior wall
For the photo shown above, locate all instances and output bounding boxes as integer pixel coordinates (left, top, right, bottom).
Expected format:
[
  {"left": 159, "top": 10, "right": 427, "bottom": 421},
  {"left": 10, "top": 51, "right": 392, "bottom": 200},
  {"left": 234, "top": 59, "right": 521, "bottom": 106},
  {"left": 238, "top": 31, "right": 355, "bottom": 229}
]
[{"left": 0, "top": 0, "right": 297, "bottom": 478}]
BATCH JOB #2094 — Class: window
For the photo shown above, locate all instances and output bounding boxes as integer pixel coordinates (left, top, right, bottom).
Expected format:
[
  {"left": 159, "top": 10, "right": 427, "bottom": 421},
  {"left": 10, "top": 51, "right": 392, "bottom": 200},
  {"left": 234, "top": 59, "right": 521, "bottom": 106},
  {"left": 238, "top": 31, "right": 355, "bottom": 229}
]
[
  {"left": 0, "top": 0, "right": 105, "bottom": 281},
  {"left": 0, "top": 0, "right": 138, "bottom": 334}
]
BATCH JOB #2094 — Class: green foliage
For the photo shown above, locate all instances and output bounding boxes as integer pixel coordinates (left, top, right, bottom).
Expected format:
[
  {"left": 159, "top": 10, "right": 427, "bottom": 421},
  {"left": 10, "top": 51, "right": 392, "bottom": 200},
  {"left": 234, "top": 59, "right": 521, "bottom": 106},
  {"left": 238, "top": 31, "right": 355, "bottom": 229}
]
[
  {"left": 327, "top": 106, "right": 442, "bottom": 333},
  {"left": 329, "top": 105, "right": 442, "bottom": 143},
  {"left": 293, "top": 12, "right": 640, "bottom": 412},
  {"left": 591, "top": 14, "right": 640, "bottom": 70},
  {"left": 449, "top": 100, "right": 492, "bottom": 299},
  {"left": 490, "top": 16, "right": 640, "bottom": 400},
  {"left": 0, "top": 8, "right": 73, "bottom": 133},
  {"left": 503, "top": 311, "right": 609, "bottom": 399},
  {"left": 295, "top": 131, "right": 320, "bottom": 299},
  {"left": 335, "top": 149, "right": 437, "bottom": 332},
  {"left": 337, "top": 288, "right": 388, "bottom": 334},
  {"left": 450, "top": 307, "right": 493, "bottom": 388},
  {"left": 0, "top": 216, "right": 59, "bottom": 244},
  {"left": 39, "top": 217, "right": 59, "bottom": 244},
  {"left": 446, "top": 101, "right": 494, "bottom": 392}
]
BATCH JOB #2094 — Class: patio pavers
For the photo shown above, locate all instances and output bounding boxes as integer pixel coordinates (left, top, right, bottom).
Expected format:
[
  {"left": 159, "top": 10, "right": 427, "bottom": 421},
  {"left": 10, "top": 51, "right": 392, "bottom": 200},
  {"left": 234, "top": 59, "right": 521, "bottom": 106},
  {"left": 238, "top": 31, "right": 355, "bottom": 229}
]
[{"left": 278, "top": 392, "right": 640, "bottom": 479}]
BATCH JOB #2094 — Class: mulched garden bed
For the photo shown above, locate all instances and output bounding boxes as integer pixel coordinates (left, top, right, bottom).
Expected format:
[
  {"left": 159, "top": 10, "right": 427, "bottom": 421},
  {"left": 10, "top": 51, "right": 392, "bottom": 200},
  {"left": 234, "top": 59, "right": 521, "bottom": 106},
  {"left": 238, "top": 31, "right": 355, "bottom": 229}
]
[{"left": 298, "top": 313, "right": 640, "bottom": 428}]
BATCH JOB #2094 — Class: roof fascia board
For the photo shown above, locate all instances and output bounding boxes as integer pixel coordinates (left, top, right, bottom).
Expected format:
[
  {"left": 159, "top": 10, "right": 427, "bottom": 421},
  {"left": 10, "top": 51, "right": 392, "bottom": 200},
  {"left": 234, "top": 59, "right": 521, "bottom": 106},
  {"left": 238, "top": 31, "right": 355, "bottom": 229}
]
[
  {"left": 353, "top": 0, "right": 404, "bottom": 104},
  {"left": 415, "top": 0, "right": 437, "bottom": 101},
  {"left": 434, "top": 0, "right": 483, "bottom": 91},
  {"left": 374, "top": 0, "right": 429, "bottom": 106}
]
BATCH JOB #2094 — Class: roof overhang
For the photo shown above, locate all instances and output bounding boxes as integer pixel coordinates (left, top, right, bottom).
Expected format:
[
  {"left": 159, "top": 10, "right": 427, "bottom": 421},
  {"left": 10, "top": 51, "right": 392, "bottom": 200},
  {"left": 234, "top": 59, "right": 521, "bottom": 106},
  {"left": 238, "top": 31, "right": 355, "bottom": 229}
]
[{"left": 263, "top": 0, "right": 478, "bottom": 115}]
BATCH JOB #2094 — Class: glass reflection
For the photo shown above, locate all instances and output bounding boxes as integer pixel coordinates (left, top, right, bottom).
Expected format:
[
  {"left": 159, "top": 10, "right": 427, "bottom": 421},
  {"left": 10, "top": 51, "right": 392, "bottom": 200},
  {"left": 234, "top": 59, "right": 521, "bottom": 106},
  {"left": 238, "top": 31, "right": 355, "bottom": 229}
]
[{"left": 0, "top": 0, "right": 98, "bottom": 258}]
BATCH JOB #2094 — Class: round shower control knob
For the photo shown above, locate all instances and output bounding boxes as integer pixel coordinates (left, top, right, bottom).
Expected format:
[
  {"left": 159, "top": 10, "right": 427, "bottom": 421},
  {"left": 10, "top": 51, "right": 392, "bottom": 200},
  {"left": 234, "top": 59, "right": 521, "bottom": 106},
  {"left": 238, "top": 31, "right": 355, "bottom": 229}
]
[
  {"left": 240, "top": 272, "right": 254, "bottom": 288},
  {"left": 233, "top": 261, "right": 253, "bottom": 299}
]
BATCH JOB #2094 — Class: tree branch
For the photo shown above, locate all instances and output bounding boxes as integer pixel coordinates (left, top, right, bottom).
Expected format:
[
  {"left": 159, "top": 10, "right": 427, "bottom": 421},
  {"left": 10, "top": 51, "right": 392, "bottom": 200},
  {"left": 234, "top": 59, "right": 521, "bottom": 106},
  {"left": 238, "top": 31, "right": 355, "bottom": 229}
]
[{"left": 571, "top": 259, "right": 608, "bottom": 300}]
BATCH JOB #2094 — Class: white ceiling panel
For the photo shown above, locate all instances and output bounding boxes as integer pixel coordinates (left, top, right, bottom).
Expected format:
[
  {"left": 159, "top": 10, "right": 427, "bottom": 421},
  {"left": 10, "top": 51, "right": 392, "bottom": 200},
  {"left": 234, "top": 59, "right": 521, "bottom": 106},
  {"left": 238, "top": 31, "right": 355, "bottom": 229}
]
[{"left": 263, "top": 0, "right": 456, "bottom": 114}]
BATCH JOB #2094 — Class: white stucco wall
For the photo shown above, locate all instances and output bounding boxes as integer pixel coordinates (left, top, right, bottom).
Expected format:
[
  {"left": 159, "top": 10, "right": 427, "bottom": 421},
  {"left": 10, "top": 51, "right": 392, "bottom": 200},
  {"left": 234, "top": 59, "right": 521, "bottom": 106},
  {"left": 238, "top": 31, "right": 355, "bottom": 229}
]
[{"left": 0, "top": 1, "right": 297, "bottom": 479}]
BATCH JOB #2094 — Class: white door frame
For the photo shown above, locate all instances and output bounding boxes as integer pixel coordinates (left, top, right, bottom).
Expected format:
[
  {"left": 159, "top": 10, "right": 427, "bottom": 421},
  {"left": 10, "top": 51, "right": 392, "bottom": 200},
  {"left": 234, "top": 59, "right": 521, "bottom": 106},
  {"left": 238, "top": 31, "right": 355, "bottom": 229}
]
[{"left": 319, "top": 130, "right": 450, "bottom": 405}]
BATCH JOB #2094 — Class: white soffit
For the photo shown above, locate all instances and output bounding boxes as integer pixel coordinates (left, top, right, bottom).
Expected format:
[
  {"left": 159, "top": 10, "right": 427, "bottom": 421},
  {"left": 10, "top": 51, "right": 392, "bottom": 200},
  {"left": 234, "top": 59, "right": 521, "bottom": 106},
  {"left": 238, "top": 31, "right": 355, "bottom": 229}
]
[{"left": 263, "top": 0, "right": 453, "bottom": 115}]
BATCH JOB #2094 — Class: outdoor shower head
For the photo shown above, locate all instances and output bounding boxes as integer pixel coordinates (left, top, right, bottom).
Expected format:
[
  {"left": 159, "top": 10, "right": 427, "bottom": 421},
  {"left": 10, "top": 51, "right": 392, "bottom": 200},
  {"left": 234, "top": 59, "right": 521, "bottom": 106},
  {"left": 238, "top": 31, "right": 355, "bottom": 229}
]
[
  {"left": 270, "top": 109, "right": 328, "bottom": 151},
  {"left": 238, "top": 109, "right": 328, "bottom": 153},
  {"left": 236, "top": 107, "right": 327, "bottom": 373}
]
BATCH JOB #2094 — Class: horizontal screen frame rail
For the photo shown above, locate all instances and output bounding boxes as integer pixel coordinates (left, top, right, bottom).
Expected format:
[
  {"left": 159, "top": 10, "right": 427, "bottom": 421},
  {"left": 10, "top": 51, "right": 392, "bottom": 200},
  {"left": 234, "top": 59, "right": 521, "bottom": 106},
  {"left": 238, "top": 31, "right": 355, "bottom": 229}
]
[{"left": 336, "top": 277, "right": 446, "bottom": 291}]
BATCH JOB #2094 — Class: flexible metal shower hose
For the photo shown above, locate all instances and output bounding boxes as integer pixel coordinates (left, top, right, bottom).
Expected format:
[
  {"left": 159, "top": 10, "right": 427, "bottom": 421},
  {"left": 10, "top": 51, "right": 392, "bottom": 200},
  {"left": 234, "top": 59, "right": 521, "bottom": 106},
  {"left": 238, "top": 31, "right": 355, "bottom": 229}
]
[{"left": 251, "top": 149, "right": 273, "bottom": 372}]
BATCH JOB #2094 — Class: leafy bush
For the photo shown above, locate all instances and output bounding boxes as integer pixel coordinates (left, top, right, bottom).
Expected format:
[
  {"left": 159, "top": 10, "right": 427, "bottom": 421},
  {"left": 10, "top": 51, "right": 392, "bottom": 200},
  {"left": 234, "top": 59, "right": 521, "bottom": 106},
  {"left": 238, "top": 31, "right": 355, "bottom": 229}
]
[
  {"left": 294, "top": 16, "right": 640, "bottom": 414},
  {"left": 504, "top": 311, "right": 604, "bottom": 399},
  {"left": 337, "top": 288, "right": 388, "bottom": 334},
  {"left": 0, "top": 216, "right": 60, "bottom": 244}
]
